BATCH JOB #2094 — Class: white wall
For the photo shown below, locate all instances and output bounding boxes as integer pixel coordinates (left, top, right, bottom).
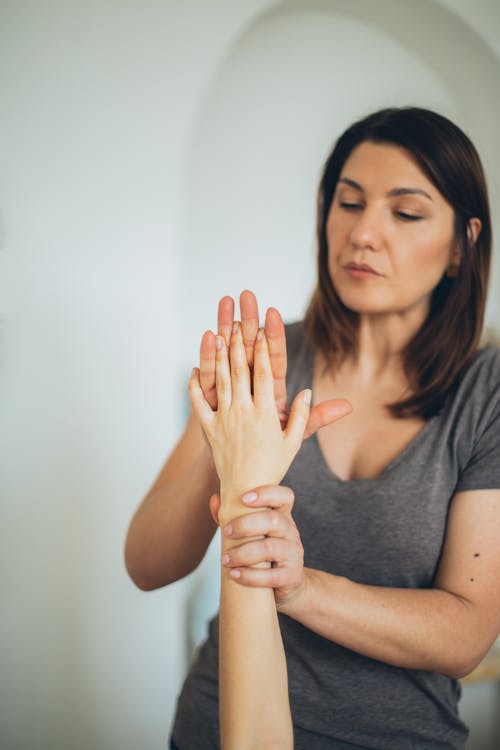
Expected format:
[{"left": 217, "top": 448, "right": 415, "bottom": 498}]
[{"left": 1, "top": 2, "right": 499, "bottom": 749}]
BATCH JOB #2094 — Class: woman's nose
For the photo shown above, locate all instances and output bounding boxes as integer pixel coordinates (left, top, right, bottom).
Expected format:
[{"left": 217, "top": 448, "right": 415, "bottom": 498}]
[{"left": 349, "top": 207, "right": 383, "bottom": 251}]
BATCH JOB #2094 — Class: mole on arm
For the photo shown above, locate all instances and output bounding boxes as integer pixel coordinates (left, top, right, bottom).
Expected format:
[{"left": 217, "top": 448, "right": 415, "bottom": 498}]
[{"left": 474, "top": 553, "right": 480, "bottom": 557}]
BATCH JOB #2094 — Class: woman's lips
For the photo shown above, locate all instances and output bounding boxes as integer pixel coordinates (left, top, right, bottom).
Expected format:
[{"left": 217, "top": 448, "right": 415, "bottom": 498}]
[{"left": 343, "top": 262, "right": 383, "bottom": 279}]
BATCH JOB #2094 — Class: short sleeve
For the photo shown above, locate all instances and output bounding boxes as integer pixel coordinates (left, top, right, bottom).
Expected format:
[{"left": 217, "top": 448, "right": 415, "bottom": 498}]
[{"left": 455, "top": 353, "right": 500, "bottom": 492}]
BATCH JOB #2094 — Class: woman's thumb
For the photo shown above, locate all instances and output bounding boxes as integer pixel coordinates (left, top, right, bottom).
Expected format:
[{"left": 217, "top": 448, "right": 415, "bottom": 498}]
[
  {"left": 285, "top": 389, "right": 312, "bottom": 447},
  {"left": 209, "top": 493, "right": 221, "bottom": 526}
]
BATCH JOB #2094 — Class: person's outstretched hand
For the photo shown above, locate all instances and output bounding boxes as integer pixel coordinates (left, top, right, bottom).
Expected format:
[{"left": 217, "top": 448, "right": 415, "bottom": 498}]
[
  {"left": 189, "top": 323, "right": 311, "bottom": 526},
  {"left": 198, "top": 290, "right": 351, "bottom": 439}
]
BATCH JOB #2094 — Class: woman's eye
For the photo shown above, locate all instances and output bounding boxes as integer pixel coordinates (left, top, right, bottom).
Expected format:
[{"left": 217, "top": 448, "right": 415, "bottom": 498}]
[
  {"left": 395, "top": 211, "right": 422, "bottom": 222},
  {"left": 340, "top": 201, "right": 362, "bottom": 210}
]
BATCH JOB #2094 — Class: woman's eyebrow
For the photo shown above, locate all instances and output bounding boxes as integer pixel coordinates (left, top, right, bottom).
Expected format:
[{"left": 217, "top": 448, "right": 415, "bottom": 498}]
[
  {"left": 337, "top": 177, "right": 364, "bottom": 192},
  {"left": 389, "top": 187, "right": 434, "bottom": 201},
  {"left": 337, "top": 177, "right": 434, "bottom": 202}
]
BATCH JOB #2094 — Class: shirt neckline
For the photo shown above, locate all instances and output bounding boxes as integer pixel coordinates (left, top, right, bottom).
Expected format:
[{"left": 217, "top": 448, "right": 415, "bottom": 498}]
[
  {"left": 309, "top": 415, "right": 437, "bottom": 485},
  {"left": 300, "top": 336, "right": 438, "bottom": 485}
]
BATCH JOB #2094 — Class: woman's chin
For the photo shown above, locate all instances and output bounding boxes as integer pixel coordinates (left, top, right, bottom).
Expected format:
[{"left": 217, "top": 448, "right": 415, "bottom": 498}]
[{"left": 337, "top": 292, "right": 391, "bottom": 316}]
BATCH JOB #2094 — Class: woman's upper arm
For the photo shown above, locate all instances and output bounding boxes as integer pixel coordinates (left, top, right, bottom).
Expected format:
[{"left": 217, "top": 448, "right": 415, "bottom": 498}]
[
  {"left": 124, "top": 410, "right": 219, "bottom": 589},
  {"left": 434, "top": 488, "right": 500, "bottom": 668}
]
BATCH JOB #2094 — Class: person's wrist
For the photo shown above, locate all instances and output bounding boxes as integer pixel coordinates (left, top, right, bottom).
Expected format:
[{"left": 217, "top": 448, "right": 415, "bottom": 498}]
[
  {"left": 218, "top": 484, "right": 247, "bottom": 529},
  {"left": 190, "top": 410, "right": 218, "bottom": 474},
  {"left": 277, "top": 567, "right": 315, "bottom": 619},
  {"left": 203, "top": 440, "right": 217, "bottom": 477}
]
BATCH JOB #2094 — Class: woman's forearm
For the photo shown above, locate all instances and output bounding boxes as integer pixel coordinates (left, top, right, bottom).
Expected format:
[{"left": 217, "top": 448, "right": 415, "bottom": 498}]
[
  {"left": 125, "top": 412, "right": 219, "bottom": 590},
  {"left": 283, "top": 568, "right": 484, "bottom": 679},
  {"left": 219, "top": 488, "right": 293, "bottom": 750}
]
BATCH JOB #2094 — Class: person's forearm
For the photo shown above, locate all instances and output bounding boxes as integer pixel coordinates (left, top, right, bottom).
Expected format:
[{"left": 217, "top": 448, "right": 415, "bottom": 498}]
[
  {"left": 283, "top": 568, "right": 484, "bottom": 678},
  {"left": 219, "top": 488, "right": 293, "bottom": 750},
  {"left": 125, "top": 413, "right": 219, "bottom": 590}
]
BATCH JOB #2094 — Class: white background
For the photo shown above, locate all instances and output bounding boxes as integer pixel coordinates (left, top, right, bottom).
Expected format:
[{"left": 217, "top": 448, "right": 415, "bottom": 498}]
[{"left": 1, "top": 1, "right": 500, "bottom": 748}]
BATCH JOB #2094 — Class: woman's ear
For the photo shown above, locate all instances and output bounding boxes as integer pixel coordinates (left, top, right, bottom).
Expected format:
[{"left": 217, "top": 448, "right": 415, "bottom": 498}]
[
  {"left": 446, "top": 217, "right": 482, "bottom": 278},
  {"left": 468, "top": 217, "right": 482, "bottom": 246}
]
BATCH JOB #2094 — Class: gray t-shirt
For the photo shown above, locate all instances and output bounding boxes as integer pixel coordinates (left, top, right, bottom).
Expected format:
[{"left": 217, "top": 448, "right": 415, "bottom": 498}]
[{"left": 172, "top": 322, "right": 500, "bottom": 750}]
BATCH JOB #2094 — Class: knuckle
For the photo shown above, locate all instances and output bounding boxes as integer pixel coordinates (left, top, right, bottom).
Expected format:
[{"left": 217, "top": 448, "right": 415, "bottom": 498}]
[
  {"left": 235, "top": 550, "right": 247, "bottom": 567},
  {"left": 270, "top": 345, "right": 286, "bottom": 359},
  {"left": 199, "top": 358, "right": 213, "bottom": 372},
  {"left": 253, "top": 368, "right": 267, "bottom": 384},
  {"left": 288, "top": 539, "right": 302, "bottom": 563},
  {"left": 296, "top": 541, "right": 304, "bottom": 563},
  {"left": 232, "top": 403, "right": 248, "bottom": 421},
  {"left": 232, "top": 363, "right": 248, "bottom": 381},
  {"left": 289, "top": 528, "right": 303, "bottom": 556},
  {"left": 199, "top": 368, "right": 213, "bottom": 385},
  {"left": 270, "top": 568, "right": 282, "bottom": 586},
  {"left": 270, "top": 510, "right": 281, "bottom": 530},
  {"left": 264, "top": 537, "right": 277, "bottom": 559},
  {"left": 293, "top": 528, "right": 303, "bottom": 549}
]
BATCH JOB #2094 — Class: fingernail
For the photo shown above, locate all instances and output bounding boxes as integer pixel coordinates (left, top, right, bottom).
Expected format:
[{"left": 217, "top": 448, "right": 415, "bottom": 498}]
[
  {"left": 256, "top": 328, "right": 264, "bottom": 341},
  {"left": 303, "top": 388, "right": 312, "bottom": 404},
  {"left": 216, "top": 336, "right": 223, "bottom": 350},
  {"left": 191, "top": 367, "right": 197, "bottom": 377},
  {"left": 242, "top": 491, "right": 258, "bottom": 504},
  {"left": 230, "top": 570, "right": 241, "bottom": 579},
  {"left": 232, "top": 321, "right": 239, "bottom": 333},
  {"left": 221, "top": 554, "right": 230, "bottom": 565},
  {"left": 224, "top": 524, "right": 233, "bottom": 536}
]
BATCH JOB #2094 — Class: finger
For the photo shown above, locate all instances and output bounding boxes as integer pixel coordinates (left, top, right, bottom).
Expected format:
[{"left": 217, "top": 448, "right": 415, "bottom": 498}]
[
  {"left": 217, "top": 296, "right": 235, "bottom": 346},
  {"left": 241, "top": 485, "right": 295, "bottom": 513},
  {"left": 229, "top": 322, "right": 252, "bottom": 403},
  {"left": 240, "top": 289, "right": 259, "bottom": 368},
  {"left": 188, "top": 367, "right": 215, "bottom": 429},
  {"left": 199, "top": 330, "right": 217, "bottom": 409},
  {"left": 304, "top": 398, "right": 352, "bottom": 440},
  {"left": 209, "top": 493, "right": 221, "bottom": 526},
  {"left": 284, "top": 389, "right": 312, "bottom": 447},
  {"left": 215, "top": 335, "right": 232, "bottom": 409},
  {"left": 265, "top": 307, "right": 288, "bottom": 421},
  {"left": 226, "top": 566, "right": 290, "bottom": 588},
  {"left": 252, "top": 329, "right": 275, "bottom": 407},
  {"left": 224, "top": 509, "right": 292, "bottom": 540},
  {"left": 223, "top": 537, "right": 292, "bottom": 568}
]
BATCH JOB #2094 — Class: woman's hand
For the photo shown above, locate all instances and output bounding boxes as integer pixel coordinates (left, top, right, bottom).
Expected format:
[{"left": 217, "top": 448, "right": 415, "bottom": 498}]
[
  {"left": 210, "top": 485, "right": 306, "bottom": 608},
  {"left": 199, "top": 292, "right": 288, "bottom": 422},
  {"left": 189, "top": 322, "right": 311, "bottom": 525},
  {"left": 199, "top": 290, "right": 351, "bottom": 437}
]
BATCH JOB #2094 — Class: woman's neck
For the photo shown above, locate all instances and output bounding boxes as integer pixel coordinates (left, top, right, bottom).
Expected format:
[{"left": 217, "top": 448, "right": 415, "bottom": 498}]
[{"left": 347, "top": 307, "right": 427, "bottom": 385}]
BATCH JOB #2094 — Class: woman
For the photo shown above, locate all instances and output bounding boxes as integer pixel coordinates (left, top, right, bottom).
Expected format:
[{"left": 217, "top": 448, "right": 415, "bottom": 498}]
[{"left": 125, "top": 107, "right": 500, "bottom": 749}]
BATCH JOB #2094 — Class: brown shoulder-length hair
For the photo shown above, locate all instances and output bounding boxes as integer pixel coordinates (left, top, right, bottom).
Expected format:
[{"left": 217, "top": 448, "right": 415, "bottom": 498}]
[{"left": 304, "top": 107, "right": 492, "bottom": 419}]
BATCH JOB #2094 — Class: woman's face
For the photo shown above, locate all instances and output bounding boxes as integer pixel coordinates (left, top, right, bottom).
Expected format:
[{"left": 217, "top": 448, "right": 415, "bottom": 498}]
[{"left": 326, "top": 141, "right": 458, "bottom": 320}]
